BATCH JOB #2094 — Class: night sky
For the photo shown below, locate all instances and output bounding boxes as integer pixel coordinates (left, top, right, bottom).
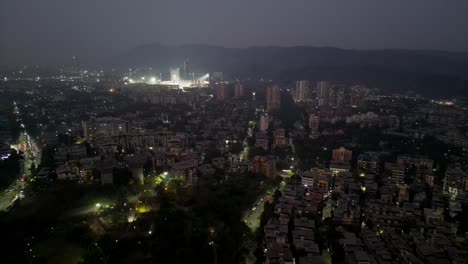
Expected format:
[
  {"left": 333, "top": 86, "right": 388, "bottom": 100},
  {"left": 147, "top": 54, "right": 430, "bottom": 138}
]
[{"left": 1, "top": 0, "right": 467, "bottom": 64}]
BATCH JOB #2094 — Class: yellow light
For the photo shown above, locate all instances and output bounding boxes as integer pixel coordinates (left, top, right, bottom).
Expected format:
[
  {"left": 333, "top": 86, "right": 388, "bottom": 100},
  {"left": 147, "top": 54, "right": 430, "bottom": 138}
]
[{"left": 137, "top": 206, "right": 151, "bottom": 213}]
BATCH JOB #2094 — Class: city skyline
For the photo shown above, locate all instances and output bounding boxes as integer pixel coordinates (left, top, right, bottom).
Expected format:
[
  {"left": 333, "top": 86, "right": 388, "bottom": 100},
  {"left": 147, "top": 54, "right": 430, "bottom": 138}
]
[{"left": 1, "top": 1, "right": 468, "bottom": 263}]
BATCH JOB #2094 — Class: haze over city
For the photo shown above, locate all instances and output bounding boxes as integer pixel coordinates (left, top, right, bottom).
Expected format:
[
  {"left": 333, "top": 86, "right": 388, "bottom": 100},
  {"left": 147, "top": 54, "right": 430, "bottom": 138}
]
[
  {"left": 1, "top": 1, "right": 468, "bottom": 264},
  {"left": 1, "top": 0, "right": 468, "bottom": 64}
]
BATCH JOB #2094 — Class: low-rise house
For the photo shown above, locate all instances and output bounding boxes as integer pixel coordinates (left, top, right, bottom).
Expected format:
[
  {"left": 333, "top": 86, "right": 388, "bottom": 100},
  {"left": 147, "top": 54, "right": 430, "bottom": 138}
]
[
  {"left": 170, "top": 159, "right": 198, "bottom": 182},
  {"left": 423, "top": 208, "right": 444, "bottom": 224}
]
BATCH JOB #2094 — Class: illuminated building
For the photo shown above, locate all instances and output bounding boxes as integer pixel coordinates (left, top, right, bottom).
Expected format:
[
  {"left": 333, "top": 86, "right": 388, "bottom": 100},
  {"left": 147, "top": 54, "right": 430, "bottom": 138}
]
[
  {"left": 82, "top": 121, "right": 93, "bottom": 140},
  {"left": 317, "top": 81, "right": 346, "bottom": 108},
  {"left": 125, "top": 84, "right": 201, "bottom": 106},
  {"left": 266, "top": 85, "right": 281, "bottom": 111},
  {"left": 294, "top": 80, "right": 309, "bottom": 102},
  {"left": 252, "top": 156, "right": 276, "bottom": 178},
  {"left": 259, "top": 112, "right": 269, "bottom": 132},
  {"left": 255, "top": 131, "right": 269, "bottom": 150},
  {"left": 332, "top": 147, "right": 352, "bottom": 162},
  {"left": 273, "top": 128, "right": 287, "bottom": 148},
  {"left": 170, "top": 159, "right": 198, "bottom": 183},
  {"left": 330, "top": 161, "right": 351, "bottom": 175},
  {"left": 385, "top": 162, "right": 405, "bottom": 185},
  {"left": 316, "top": 81, "right": 330, "bottom": 106},
  {"left": 329, "top": 85, "right": 346, "bottom": 108},
  {"left": 396, "top": 155, "right": 433, "bottom": 169},
  {"left": 443, "top": 168, "right": 468, "bottom": 199},
  {"left": 357, "top": 152, "right": 380, "bottom": 173},
  {"left": 82, "top": 118, "right": 129, "bottom": 140},
  {"left": 214, "top": 82, "right": 229, "bottom": 101},
  {"left": 308, "top": 114, "right": 320, "bottom": 138},
  {"left": 300, "top": 168, "right": 332, "bottom": 192},
  {"left": 234, "top": 81, "right": 244, "bottom": 98},
  {"left": 170, "top": 68, "right": 180, "bottom": 84},
  {"left": 126, "top": 68, "right": 209, "bottom": 88},
  {"left": 350, "top": 85, "right": 369, "bottom": 107}
]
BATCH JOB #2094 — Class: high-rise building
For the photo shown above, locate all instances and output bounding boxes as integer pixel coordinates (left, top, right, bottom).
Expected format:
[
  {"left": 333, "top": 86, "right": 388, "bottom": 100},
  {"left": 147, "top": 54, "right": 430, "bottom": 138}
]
[
  {"left": 329, "top": 85, "right": 346, "bottom": 108},
  {"left": 266, "top": 85, "right": 281, "bottom": 111},
  {"left": 170, "top": 68, "right": 180, "bottom": 84},
  {"left": 214, "top": 82, "right": 229, "bottom": 101},
  {"left": 255, "top": 132, "right": 269, "bottom": 151},
  {"left": 183, "top": 59, "right": 190, "bottom": 80},
  {"left": 332, "top": 147, "right": 353, "bottom": 162},
  {"left": 294, "top": 80, "right": 309, "bottom": 102},
  {"left": 259, "top": 112, "right": 269, "bottom": 132},
  {"left": 308, "top": 114, "right": 320, "bottom": 139},
  {"left": 273, "top": 128, "right": 288, "bottom": 148},
  {"left": 317, "top": 82, "right": 347, "bottom": 108},
  {"left": 316, "top": 81, "right": 330, "bottom": 106},
  {"left": 350, "top": 85, "right": 369, "bottom": 107},
  {"left": 234, "top": 81, "right": 244, "bottom": 98},
  {"left": 252, "top": 156, "right": 277, "bottom": 178},
  {"left": 82, "top": 121, "right": 94, "bottom": 139}
]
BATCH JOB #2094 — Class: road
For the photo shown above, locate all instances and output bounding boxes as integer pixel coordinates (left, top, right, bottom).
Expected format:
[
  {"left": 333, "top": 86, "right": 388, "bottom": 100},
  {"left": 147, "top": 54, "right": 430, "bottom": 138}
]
[
  {"left": 242, "top": 185, "right": 277, "bottom": 232},
  {"left": 241, "top": 184, "right": 279, "bottom": 264},
  {"left": 0, "top": 103, "right": 41, "bottom": 211}
]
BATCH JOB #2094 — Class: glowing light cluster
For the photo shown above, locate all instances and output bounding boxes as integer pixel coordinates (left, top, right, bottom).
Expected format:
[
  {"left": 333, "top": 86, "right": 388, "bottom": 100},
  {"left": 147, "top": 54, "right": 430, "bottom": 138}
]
[{"left": 123, "top": 71, "right": 209, "bottom": 88}]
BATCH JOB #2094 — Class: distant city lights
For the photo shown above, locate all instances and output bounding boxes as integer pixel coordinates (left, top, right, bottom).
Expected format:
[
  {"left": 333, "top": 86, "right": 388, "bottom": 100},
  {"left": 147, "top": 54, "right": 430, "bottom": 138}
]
[{"left": 122, "top": 70, "right": 209, "bottom": 88}]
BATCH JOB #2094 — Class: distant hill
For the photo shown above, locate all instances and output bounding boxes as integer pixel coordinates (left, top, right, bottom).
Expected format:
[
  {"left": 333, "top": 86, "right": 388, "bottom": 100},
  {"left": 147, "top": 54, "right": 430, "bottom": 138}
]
[{"left": 109, "top": 44, "right": 468, "bottom": 97}]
